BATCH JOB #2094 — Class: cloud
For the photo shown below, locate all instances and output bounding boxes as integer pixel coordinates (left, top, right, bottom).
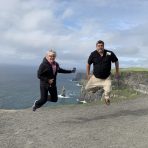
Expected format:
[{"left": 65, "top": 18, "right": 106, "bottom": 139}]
[
  {"left": 0, "top": 0, "right": 148, "bottom": 68},
  {"left": 61, "top": 8, "right": 74, "bottom": 19}
]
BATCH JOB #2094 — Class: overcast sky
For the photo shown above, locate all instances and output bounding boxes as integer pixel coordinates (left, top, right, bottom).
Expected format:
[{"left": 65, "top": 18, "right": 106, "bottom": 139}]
[{"left": 0, "top": 0, "right": 148, "bottom": 69}]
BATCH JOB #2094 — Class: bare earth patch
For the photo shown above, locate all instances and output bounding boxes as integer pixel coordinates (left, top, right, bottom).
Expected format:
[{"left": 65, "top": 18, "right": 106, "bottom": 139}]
[{"left": 0, "top": 96, "right": 148, "bottom": 148}]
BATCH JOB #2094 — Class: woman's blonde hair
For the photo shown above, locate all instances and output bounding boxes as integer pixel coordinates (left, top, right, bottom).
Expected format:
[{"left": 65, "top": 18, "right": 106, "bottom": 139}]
[{"left": 46, "top": 49, "right": 56, "bottom": 57}]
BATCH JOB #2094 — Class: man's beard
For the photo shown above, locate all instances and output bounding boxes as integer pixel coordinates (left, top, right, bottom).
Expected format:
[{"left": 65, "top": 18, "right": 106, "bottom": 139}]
[{"left": 98, "top": 49, "right": 104, "bottom": 53}]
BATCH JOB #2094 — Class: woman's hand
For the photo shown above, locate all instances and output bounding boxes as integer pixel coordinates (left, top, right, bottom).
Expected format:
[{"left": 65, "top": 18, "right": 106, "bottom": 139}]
[
  {"left": 71, "top": 67, "right": 76, "bottom": 73},
  {"left": 48, "top": 79, "right": 54, "bottom": 85}
]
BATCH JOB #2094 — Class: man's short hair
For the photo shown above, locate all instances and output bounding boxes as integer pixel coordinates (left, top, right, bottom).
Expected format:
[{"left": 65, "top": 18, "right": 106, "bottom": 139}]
[{"left": 96, "top": 40, "right": 104, "bottom": 46}]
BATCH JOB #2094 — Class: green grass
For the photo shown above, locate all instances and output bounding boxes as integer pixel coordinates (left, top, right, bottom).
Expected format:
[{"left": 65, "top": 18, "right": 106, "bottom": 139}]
[
  {"left": 112, "top": 67, "right": 148, "bottom": 72},
  {"left": 86, "top": 88, "right": 144, "bottom": 106},
  {"left": 111, "top": 88, "right": 140, "bottom": 102}
]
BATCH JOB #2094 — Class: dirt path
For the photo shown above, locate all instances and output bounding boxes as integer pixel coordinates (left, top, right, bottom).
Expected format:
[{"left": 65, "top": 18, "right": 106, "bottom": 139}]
[{"left": 1, "top": 96, "right": 148, "bottom": 148}]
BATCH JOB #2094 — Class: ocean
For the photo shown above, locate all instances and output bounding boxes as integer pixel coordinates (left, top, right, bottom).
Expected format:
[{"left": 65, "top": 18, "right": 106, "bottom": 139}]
[{"left": 0, "top": 64, "right": 81, "bottom": 109}]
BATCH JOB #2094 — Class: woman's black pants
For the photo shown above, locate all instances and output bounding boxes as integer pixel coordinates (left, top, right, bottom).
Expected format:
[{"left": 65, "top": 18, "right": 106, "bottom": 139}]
[{"left": 35, "top": 85, "right": 58, "bottom": 108}]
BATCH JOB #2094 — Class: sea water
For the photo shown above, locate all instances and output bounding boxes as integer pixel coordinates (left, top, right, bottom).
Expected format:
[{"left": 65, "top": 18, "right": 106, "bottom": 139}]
[{"left": 0, "top": 64, "right": 81, "bottom": 109}]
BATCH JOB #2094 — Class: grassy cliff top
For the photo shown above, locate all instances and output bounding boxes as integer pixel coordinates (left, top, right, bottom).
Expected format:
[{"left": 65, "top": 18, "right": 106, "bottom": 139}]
[{"left": 113, "top": 67, "right": 148, "bottom": 72}]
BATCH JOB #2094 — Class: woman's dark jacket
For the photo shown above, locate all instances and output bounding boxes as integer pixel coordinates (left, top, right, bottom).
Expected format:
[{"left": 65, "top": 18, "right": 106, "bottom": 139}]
[{"left": 37, "top": 58, "right": 72, "bottom": 86}]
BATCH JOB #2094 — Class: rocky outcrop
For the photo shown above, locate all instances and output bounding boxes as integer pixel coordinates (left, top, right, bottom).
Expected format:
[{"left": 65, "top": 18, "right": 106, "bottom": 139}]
[
  {"left": 124, "top": 71, "right": 148, "bottom": 94},
  {"left": 79, "top": 85, "right": 104, "bottom": 102},
  {"left": 75, "top": 71, "right": 148, "bottom": 103}
]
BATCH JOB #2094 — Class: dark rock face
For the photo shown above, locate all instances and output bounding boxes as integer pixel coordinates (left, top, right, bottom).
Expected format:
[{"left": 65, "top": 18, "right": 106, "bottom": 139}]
[
  {"left": 79, "top": 85, "right": 104, "bottom": 102},
  {"left": 124, "top": 72, "right": 148, "bottom": 94}
]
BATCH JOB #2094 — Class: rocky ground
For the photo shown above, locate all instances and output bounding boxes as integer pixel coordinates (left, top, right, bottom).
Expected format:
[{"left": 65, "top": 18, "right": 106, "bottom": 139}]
[{"left": 1, "top": 95, "right": 148, "bottom": 148}]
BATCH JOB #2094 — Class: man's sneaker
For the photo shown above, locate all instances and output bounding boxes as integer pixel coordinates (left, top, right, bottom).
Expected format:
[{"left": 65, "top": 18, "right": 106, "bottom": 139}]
[
  {"left": 105, "top": 99, "right": 110, "bottom": 105},
  {"left": 32, "top": 100, "right": 37, "bottom": 111}
]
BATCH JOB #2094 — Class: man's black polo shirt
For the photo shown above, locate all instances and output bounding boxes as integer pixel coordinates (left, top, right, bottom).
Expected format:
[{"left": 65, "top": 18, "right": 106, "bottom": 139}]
[{"left": 88, "top": 49, "right": 118, "bottom": 79}]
